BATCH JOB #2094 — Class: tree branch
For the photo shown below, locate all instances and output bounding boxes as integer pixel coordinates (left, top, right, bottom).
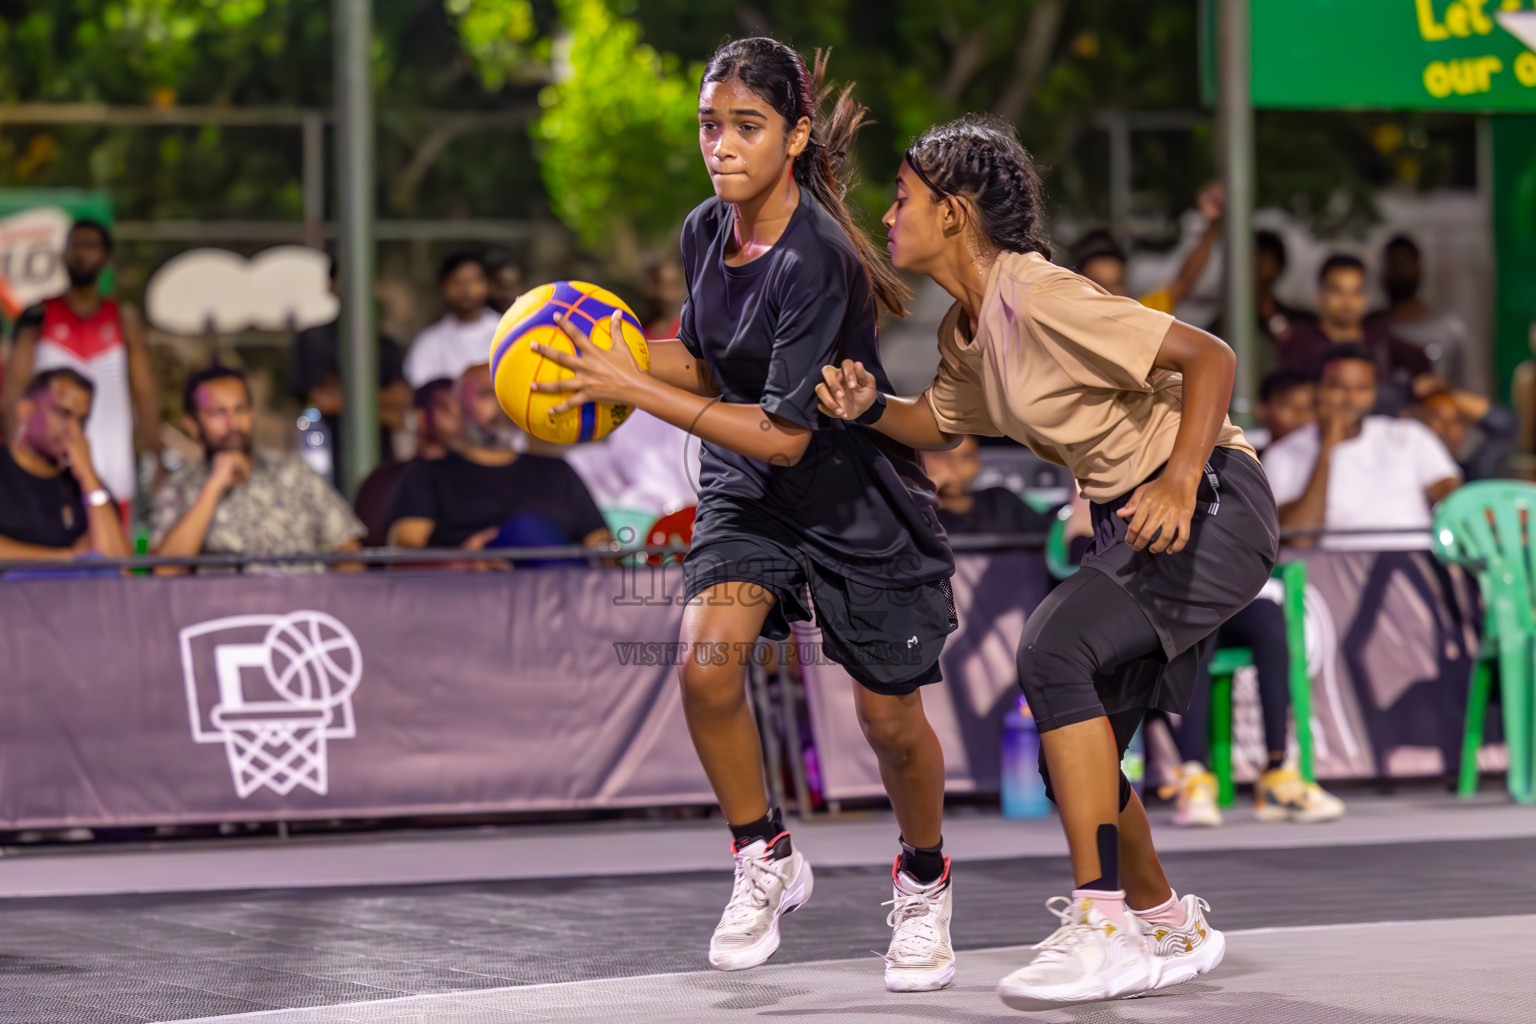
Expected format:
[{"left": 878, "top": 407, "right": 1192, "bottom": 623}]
[{"left": 993, "top": 0, "right": 1069, "bottom": 125}]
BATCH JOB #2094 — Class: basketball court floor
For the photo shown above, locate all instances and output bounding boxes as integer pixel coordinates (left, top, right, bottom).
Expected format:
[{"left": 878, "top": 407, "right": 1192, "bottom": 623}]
[{"left": 2, "top": 792, "right": 1532, "bottom": 1023}]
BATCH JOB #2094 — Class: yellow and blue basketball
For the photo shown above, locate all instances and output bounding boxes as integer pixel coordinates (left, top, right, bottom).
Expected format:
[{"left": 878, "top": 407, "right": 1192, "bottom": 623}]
[{"left": 489, "top": 280, "right": 651, "bottom": 444}]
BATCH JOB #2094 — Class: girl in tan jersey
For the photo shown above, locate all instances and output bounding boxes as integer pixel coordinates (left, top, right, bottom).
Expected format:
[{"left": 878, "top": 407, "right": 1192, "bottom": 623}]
[{"left": 817, "top": 114, "right": 1280, "bottom": 1012}]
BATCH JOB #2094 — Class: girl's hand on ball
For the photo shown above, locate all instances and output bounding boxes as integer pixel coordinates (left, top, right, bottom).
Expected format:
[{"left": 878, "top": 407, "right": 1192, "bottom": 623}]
[{"left": 529, "top": 310, "right": 644, "bottom": 415}]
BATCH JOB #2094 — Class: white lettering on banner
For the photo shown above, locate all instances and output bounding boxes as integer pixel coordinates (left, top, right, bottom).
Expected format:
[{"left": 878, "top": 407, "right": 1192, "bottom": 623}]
[
  {"left": 179, "top": 611, "right": 363, "bottom": 799},
  {"left": 0, "top": 207, "right": 71, "bottom": 314}
]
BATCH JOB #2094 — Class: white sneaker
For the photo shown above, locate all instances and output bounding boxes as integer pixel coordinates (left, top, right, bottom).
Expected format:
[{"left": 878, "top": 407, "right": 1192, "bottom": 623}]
[
  {"left": 1160, "top": 761, "right": 1222, "bottom": 828},
  {"left": 707, "top": 835, "right": 813, "bottom": 971},
  {"left": 1256, "top": 766, "right": 1346, "bottom": 823},
  {"left": 879, "top": 858, "right": 956, "bottom": 992},
  {"left": 1134, "top": 894, "right": 1226, "bottom": 990},
  {"left": 997, "top": 896, "right": 1160, "bottom": 1011}
]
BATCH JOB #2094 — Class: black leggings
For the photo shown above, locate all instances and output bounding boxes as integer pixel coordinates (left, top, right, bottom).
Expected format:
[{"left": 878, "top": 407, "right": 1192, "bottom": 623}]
[
  {"left": 1164, "top": 597, "right": 1291, "bottom": 766},
  {"left": 1017, "top": 567, "right": 1168, "bottom": 810}
]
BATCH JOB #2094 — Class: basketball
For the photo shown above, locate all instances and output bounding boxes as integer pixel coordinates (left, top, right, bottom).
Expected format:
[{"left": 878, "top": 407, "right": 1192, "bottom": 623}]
[{"left": 489, "top": 280, "right": 651, "bottom": 444}]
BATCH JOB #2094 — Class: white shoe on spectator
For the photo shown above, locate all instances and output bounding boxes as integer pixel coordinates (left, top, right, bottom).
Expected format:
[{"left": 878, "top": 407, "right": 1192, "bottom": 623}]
[
  {"left": 1256, "top": 766, "right": 1345, "bottom": 823},
  {"left": 1160, "top": 761, "right": 1223, "bottom": 827},
  {"left": 708, "top": 834, "right": 813, "bottom": 971}
]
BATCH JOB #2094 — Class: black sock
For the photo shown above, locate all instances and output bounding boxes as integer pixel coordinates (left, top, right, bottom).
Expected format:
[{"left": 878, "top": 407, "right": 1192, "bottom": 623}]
[
  {"left": 730, "top": 808, "right": 790, "bottom": 858},
  {"left": 1267, "top": 751, "right": 1285, "bottom": 771},
  {"left": 898, "top": 836, "right": 946, "bottom": 885},
  {"left": 1077, "top": 824, "right": 1121, "bottom": 892}
]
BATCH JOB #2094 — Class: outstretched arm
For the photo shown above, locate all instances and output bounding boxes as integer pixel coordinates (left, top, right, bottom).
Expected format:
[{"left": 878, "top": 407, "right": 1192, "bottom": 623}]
[{"left": 813, "top": 360, "right": 962, "bottom": 451}]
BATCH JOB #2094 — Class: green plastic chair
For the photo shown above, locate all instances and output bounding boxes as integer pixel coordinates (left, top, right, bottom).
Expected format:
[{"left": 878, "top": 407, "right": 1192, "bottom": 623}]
[
  {"left": 1430, "top": 481, "right": 1536, "bottom": 804},
  {"left": 1207, "top": 560, "right": 1314, "bottom": 807},
  {"left": 601, "top": 508, "right": 655, "bottom": 566},
  {"left": 1045, "top": 508, "right": 1078, "bottom": 581}
]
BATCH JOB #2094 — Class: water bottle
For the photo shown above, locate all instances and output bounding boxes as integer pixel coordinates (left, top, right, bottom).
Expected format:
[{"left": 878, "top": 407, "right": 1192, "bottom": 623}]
[
  {"left": 297, "top": 406, "right": 333, "bottom": 480},
  {"left": 1121, "top": 723, "right": 1146, "bottom": 798},
  {"left": 1001, "top": 696, "right": 1051, "bottom": 819}
]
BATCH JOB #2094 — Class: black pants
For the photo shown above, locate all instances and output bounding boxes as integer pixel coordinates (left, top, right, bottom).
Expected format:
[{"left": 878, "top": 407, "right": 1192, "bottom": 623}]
[
  {"left": 1018, "top": 566, "right": 1170, "bottom": 808},
  {"left": 1162, "top": 598, "right": 1292, "bottom": 766}
]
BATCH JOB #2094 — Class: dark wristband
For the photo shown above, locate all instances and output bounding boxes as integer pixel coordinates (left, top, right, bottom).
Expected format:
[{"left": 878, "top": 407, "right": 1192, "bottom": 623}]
[{"left": 855, "top": 392, "right": 887, "bottom": 426}]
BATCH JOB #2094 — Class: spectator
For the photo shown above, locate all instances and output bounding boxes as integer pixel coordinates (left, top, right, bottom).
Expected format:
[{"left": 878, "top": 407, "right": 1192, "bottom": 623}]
[
  {"left": 921, "top": 435, "right": 1052, "bottom": 536},
  {"left": 1253, "top": 230, "right": 1317, "bottom": 365},
  {"left": 1408, "top": 384, "right": 1518, "bottom": 483},
  {"left": 1073, "top": 183, "right": 1224, "bottom": 315},
  {"left": 1513, "top": 317, "right": 1536, "bottom": 458},
  {"left": 402, "top": 253, "right": 501, "bottom": 387},
  {"left": 152, "top": 366, "right": 366, "bottom": 571},
  {"left": 386, "top": 376, "right": 611, "bottom": 554},
  {"left": 289, "top": 254, "right": 412, "bottom": 486},
  {"left": 352, "top": 378, "right": 456, "bottom": 549},
  {"left": 1282, "top": 254, "right": 1433, "bottom": 410},
  {"left": 456, "top": 363, "right": 520, "bottom": 449},
  {"left": 642, "top": 252, "right": 688, "bottom": 338},
  {"left": 0, "top": 369, "right": 130, "bottom": 562},
  {"left": 1208, "top": 230, "right": 1318, "bottom": 377},
  {"left": 1263, "top": 344, "right": 1461, "bottom": 551},
  {"left": 1365, "top": 235, "right": 1471, "bottom": 386},
  {"left": 3, "top": 220, "right": 161, "bottom": 513},
  {"left": 1249, "top": 368, "right": 1316, "bottom": 452},
  {"left": 486, "top": 252, "right": 526, "bottom": 314}
]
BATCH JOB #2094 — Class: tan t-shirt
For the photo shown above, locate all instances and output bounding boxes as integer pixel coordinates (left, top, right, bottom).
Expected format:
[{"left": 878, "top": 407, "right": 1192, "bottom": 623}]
[{"left": 923, "top": 251, "right": 1255, "bottom": 502}]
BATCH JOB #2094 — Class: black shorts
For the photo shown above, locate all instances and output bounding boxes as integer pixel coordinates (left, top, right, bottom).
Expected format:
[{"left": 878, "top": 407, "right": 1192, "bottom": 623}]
[
  {"left": 682, "top": 517, "right": 957, "bottom": 697},
  {"left": 1019, "top": 446, "right": 1279, "bottom": 728}
]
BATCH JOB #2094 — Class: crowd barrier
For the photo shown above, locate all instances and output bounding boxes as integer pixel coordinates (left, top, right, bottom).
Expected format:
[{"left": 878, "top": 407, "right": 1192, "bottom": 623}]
[{"left": 0, "top": 541, "right": 1491, "bottom": 830}]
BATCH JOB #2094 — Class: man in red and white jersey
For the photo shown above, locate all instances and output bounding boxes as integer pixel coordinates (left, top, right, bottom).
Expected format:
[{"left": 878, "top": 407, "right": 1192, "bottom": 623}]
[{"left": 3, "top": 220, "right": 161, "bottom": 514}]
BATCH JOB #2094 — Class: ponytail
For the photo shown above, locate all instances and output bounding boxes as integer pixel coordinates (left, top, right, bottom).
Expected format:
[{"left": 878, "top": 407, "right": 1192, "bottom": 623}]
[{"left": 702, "top": 39, "right": 909, "bottom": 318}]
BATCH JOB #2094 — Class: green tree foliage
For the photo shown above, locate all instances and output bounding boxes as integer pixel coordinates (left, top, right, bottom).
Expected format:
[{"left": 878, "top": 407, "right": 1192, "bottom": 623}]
[
  {"left": 0, "top": 0, "right": 1480, "bottom": 267},
  {"left": 529, "top": 0, "right": 708, "bottom": 271}
]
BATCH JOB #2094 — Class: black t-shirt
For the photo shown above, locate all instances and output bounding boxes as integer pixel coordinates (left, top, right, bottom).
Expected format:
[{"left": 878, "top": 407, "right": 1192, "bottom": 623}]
[
  {"left": 935, "top": 487, "right": 1052, "bottom": 538},
  {"left": 0, "top": 447, "right": 89, "bottom": 549},
  {"left": 386, "top": 451, "right": 606, "bottom": 548},
  {"left": 677, "top": 190, "right": 952, "bottom": 588}
]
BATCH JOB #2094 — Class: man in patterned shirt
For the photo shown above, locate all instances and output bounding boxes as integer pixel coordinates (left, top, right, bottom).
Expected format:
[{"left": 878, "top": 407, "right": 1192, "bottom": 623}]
[{"left": 151, "top": 366, "right": 365, "bottom": 572}]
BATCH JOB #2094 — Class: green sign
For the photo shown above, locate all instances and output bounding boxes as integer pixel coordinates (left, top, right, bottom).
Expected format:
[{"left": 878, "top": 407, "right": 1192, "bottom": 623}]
[
  {"left": 0, "top": 188, "right": 114, "bottom": 321},
  {"left": 1492, "top": 115, "right": 1536, "bottom": 402},
  {"left": 1250, "top": 0, "right": 1536, "bottom": 112}
]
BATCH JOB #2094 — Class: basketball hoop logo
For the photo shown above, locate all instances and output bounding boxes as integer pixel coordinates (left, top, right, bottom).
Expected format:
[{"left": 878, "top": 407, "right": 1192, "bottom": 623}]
[{"left": 180, "top": 611, "right": 363, "bottom": 798}]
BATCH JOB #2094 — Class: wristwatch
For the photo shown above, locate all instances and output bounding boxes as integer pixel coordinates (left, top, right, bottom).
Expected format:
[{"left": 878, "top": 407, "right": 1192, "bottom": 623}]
[
  {"left": 855, "top": 391, "right": 888, "bottom": 426},
  {"left": 84, "top": 488, "right": 112, "bottom": 509}
]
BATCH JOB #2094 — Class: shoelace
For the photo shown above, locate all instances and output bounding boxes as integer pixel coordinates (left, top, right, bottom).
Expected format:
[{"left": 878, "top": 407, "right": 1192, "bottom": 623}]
[
  {"left": 719, "top": 851, "right": 781, "bottom": 932},
  {"left": 879, "top": 889, "right": 939, "bottom": 963},
  {"left": 1031, "top": 896, "right": 1117, "bottom": 962}
]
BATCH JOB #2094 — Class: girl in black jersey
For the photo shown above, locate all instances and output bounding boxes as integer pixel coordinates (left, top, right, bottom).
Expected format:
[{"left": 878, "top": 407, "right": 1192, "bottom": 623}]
[{"left": 529, "top": 39, "right": 959, "bottom": 992}]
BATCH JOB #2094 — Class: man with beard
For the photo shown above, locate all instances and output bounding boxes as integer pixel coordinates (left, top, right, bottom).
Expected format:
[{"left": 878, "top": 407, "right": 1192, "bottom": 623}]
[
  {"left": 1365, "top": 235, "right": 1472, "bottom": 388},
  {"left": 151, "top": 366, "right": 364, "bottom": 572},
  {"left": 0, "top": 369, "right": 130, "bottom": 561},
  {"left": 3, "top": 220, "right": 161, "bottom": 515}
]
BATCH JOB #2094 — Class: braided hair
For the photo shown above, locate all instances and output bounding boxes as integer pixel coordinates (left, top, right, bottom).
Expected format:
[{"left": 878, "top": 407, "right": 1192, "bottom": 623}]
[
  {"left": 904, "top": 113, "right": 1052, "bottom": 260},
  {"left": 702, "top": 38, "right": 908, "bottom": 317}
]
